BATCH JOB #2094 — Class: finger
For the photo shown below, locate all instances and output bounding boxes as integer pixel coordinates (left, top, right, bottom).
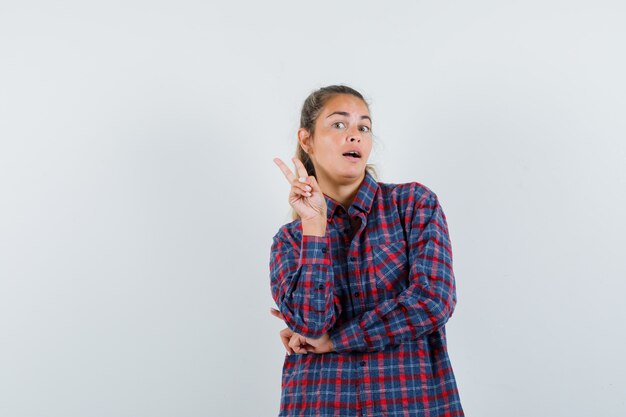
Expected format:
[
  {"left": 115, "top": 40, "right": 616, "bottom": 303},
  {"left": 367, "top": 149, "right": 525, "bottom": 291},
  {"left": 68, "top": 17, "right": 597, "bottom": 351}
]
[
  {"left": 269, "top": 308, "right": 285, "bottom": 321},
  {"left": 293, "top": 343, "right": 308, "bottom": 354},
  {"left": 273, "top": 157, "right": 297, "bottom": 184},
  {"left": 288, "top": 334, "right": 299, "bottom": 350},
  {"left": 280, "top": 328, "right": 293, "bottom": 339},
  {"left": 280, "top": 328, "right": 294, "bottom": 354},
  {"left": 290, "top": 186, "right": 311, "bottom": 199},
  {"left": 289, "top": 334, "right": 308, "bottom": 354},
  {"left": 291, "top": 157, "right": 310, "bottom": 182},
  {"left": 279, "top": 330, "right": 293, "bottom": 355},
  {"left": 282, "top": 337, "right": 293, "bottom": 354},
  {"left": 292, "top": 182, "right": 313, "bottom": 194},
  {"left": 307, "top": 174, "right": 322, "bottom": 194}
]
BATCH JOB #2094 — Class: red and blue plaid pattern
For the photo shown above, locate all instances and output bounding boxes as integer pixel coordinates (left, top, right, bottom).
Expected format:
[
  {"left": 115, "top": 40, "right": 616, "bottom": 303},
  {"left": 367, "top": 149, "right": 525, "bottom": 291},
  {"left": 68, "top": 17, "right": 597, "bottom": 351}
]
[{"left": 269, "top": 171, "right": 464, "bottom": 417}]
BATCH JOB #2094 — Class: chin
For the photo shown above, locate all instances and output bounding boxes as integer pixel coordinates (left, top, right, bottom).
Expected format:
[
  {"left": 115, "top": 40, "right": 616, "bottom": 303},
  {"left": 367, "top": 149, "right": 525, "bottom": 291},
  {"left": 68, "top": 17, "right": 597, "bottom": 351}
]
[{"left": 337, "top": 167, "right": 365, "bottom": 179}]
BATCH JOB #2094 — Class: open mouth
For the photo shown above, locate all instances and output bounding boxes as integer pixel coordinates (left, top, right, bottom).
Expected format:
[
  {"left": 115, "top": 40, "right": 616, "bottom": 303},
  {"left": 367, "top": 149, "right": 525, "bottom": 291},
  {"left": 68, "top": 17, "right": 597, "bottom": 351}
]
[{"left": 342, "top": 151, "right": 361, "bottom": 160}]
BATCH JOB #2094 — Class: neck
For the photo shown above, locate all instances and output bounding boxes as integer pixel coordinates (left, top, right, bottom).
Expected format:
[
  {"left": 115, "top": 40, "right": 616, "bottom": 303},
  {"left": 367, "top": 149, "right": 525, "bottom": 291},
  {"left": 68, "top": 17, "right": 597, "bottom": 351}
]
[{"left": 316, "top": 169, "right": 365, "bottom": 210}]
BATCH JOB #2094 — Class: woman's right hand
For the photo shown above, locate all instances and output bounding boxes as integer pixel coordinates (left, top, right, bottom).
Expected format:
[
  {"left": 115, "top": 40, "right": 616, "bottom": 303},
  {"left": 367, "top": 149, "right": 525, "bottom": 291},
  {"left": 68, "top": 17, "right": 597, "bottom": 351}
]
[{"left": 273, "top": 156, "right": 327, "bottom": 223}]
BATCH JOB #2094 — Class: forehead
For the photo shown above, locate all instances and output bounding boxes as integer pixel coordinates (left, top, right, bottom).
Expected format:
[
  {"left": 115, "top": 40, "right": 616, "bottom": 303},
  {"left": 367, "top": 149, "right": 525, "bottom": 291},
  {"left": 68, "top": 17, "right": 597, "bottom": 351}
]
[{"left": 321, "top": 94, "right": 370, "bottom": 116}]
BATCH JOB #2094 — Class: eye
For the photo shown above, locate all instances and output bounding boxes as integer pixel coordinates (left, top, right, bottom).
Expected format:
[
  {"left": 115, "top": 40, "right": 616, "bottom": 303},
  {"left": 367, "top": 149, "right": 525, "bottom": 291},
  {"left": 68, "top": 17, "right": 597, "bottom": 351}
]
[
  {"left": 332, "top": 122, "right": 346, "bottom": 129},
  {"left": 360, "top": 125, "right": 371, "bottom": 133}
]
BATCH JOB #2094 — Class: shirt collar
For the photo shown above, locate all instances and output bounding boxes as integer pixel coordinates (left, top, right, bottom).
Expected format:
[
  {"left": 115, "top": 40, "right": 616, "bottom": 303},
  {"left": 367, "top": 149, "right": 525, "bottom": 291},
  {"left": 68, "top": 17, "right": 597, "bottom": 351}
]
[{"left": 324, "top": 170, "right": 379, "bottom": 221}]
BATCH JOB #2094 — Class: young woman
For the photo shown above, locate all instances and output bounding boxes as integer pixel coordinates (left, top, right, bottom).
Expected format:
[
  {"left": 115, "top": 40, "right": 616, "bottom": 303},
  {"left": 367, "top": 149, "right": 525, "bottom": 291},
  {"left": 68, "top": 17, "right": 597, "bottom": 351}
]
[{"left": 269, "top": 85, "right": 464, "bottom": 417}]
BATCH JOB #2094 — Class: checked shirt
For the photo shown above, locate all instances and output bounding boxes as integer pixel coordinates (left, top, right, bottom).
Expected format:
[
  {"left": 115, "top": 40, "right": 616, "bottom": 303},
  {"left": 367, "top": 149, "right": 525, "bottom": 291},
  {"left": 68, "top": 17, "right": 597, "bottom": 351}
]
[{"left": 269, "top": 171, "right": 464, "bottom": 417}]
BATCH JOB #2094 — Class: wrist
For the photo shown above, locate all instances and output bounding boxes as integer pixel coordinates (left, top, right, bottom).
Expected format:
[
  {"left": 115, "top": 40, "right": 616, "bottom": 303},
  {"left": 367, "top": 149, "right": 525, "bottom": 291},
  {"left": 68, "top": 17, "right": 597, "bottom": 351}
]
[
  {"left": 302, "top": 218, "right": 327, "bottom": 237},
  {"left": 327, "top": 332, "right": 336, "bottom": 352}
]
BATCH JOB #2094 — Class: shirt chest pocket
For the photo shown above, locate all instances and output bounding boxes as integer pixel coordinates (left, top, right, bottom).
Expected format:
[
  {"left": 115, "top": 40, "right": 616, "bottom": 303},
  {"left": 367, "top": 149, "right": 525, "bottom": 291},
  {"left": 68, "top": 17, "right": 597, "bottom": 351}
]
[{"left": 372, "top": 240, "right": 409, "bottom": 292}]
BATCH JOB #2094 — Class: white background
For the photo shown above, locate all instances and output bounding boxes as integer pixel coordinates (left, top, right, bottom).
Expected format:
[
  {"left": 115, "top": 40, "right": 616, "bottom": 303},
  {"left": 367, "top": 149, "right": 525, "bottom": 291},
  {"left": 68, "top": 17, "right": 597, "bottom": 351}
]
[{"left": 1, "top": 1, "right": 625, "bottom": 416}]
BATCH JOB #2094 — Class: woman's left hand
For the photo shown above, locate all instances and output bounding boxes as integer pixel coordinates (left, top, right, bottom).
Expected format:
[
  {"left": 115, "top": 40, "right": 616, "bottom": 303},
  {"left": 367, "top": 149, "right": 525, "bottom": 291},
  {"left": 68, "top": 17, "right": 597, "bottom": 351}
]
[{"left": 270, "top": 307, "right": 335, "bottom": 354}]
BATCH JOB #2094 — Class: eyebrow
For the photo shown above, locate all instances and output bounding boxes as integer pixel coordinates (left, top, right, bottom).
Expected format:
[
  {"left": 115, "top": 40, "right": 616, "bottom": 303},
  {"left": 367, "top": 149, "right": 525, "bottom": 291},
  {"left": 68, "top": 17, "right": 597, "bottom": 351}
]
[{"left": 326, "top": 111, "right": 371, "bottom": 122}]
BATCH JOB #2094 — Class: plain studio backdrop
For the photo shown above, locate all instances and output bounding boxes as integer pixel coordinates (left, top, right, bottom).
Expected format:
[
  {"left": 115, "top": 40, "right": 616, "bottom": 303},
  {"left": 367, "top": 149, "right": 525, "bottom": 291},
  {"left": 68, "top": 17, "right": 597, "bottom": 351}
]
[{"left": 1, "top": 1, "right": 625, "bottom": 416}]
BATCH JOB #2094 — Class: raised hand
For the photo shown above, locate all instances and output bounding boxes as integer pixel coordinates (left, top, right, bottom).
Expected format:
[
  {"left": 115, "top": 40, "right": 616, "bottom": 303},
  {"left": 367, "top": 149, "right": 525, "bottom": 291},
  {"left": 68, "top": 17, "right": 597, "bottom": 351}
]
[{"left": 273, "top": 157, "right": 327, "bottom": 223}]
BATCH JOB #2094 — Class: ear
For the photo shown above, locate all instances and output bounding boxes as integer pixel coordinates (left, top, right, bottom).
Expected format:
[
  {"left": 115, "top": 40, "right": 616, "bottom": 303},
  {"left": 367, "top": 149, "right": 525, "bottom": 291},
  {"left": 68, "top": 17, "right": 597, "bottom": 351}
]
[{"left": 297, "top": 128, "right": 313, "bottom": 154}]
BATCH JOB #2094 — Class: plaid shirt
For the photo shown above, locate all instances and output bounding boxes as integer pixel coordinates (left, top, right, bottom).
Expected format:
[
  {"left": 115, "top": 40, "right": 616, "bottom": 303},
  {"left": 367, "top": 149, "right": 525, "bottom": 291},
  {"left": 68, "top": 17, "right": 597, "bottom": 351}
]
[{"left": 269, "top": 171, "right": 464, "bottom": 417}]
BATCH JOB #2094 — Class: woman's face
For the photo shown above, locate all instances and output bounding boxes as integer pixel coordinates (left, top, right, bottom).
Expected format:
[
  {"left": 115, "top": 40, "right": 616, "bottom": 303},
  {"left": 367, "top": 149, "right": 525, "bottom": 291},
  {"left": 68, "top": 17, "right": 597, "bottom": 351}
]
[{"left": 299, "top": 94, "right": 373, "bottom": 182}]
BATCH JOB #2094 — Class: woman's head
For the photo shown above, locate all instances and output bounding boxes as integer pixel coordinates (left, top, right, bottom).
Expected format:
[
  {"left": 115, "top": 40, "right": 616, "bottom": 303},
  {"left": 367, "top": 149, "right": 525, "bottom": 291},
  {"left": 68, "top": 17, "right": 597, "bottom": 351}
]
[{"left": 295, "top": 85, "right": 377, "bottom": 185}]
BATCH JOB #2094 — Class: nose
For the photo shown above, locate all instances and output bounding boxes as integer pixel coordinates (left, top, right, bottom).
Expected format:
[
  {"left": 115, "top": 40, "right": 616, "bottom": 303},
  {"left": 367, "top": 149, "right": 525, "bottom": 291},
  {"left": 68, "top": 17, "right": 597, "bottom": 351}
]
[{"left": 347, "top": 125, "right": 361, "bottom": 142}]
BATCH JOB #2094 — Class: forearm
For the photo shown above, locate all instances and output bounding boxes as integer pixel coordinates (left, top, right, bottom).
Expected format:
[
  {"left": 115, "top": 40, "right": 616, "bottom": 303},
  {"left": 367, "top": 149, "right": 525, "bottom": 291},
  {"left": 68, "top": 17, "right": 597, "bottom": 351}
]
[
  {"left": 328, "top": 280, "right": 456, "bottom": 352},
  {"left": 328, "top": 191, "right": 457, "bottom": 353},
  {"left": 270, "top": 228, "right": 340, "bottom": 338}
]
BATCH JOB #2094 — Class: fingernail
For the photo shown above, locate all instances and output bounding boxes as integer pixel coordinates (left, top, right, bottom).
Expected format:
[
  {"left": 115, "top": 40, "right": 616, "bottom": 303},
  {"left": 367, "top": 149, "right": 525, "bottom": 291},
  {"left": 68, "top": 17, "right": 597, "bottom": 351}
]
[{"left": 298, "top": 177, "right": 306, "bottom": 182}]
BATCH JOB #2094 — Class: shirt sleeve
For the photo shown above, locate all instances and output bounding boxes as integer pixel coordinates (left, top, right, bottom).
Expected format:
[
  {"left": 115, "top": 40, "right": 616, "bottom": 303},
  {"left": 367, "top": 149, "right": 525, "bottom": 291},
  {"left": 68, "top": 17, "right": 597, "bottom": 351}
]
[
  {"left": 327, "top": 191, "right": 457, "bottom": 352},
  {"left": 269, "top": 228, "right": 341, "bottom": 339}
]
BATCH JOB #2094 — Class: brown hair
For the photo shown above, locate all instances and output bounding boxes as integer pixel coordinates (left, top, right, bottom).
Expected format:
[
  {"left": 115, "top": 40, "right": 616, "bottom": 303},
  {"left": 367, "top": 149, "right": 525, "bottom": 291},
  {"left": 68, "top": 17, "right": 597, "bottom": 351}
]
[{"left": 291, "top": 84, "right": 379, "bottom": 221}]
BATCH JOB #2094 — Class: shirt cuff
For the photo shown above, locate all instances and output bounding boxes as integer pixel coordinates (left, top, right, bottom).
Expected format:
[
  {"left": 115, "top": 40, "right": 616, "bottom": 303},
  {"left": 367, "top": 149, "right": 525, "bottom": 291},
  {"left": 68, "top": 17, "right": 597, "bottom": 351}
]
[
  {"left": 299, "top": 234, "right": 331, "bottom": 265},
  {"left": 328, "top": 318, "right": 370, "bottom": 353}
]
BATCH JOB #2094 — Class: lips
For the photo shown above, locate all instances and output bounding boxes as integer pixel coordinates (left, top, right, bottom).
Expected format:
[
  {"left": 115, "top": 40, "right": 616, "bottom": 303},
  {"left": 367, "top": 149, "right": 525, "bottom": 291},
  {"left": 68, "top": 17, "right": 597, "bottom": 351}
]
[
  {"left": 342, "top": 150, "right": 361, "bottom": 158},
  {"left": 342, "top": 153, "right": 361, "bottom": 163}
]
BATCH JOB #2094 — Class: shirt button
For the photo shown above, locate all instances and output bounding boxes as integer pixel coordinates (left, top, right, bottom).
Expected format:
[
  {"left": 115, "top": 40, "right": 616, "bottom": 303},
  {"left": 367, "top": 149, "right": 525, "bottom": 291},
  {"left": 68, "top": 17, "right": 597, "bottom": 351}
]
[
  {"left": 318, "top": 284, "right": 324, "bottom": 290},
  {"left": 354, "top": 292, "right": 360, "bottom": 297},
  {"left": 350, "top": 256, "right": 356, "bottom": 262},
  {"left": 359, "top": 361, "right": 366, "bottom": 366},
  {"left": 321, "top": 247, "right": 327, "bottom": 253}
]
